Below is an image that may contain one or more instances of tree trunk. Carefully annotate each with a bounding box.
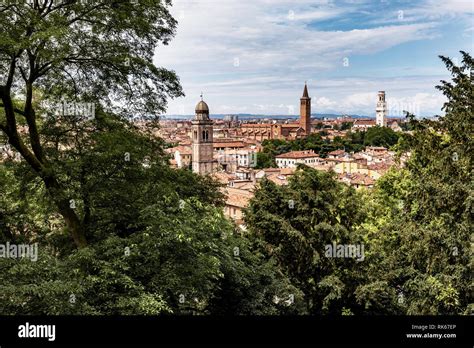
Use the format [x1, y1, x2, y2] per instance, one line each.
[42, 174, 88, 248]
[1, 67, 87, 249]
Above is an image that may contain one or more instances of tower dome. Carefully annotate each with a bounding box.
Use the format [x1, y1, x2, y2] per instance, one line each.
[195, 100, 209, 113]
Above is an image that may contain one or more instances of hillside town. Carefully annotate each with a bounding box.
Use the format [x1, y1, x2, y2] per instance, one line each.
[159, 85, 409, 228]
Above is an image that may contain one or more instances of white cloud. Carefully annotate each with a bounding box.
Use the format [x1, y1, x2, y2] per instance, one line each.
[165, 75, 446, 116]
[315, 96, 337, 109]
[155, 0, 456, 116]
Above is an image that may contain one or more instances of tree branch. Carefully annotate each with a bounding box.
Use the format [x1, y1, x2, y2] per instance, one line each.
[0, 104, 26, 116]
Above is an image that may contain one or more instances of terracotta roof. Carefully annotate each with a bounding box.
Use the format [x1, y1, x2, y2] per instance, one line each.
[325, 157, 354, 163]
[241, 124, 273, 128]
[339, 173, 375, 186]
[232, 181, 255, 191]
[213, 141, 246, 148]
[367, 162, 391, 171]
[353, 119, 376, 126]
[328, 149, 345, 156]
[275, 150, 318, 159]
[267, 173, 289, 186]
[311, 164, 332, 172]
[349, 173, 375, 186]
[255, 168, 280, 178]
[224, 187, 253, 208]
[211, 172, 236, 184]
[176, 147, 192, 155]
[280, 167, 296, 175]
[167, 145, 192, 155]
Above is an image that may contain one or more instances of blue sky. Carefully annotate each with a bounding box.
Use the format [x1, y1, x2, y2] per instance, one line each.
[156, 0, 473, 116]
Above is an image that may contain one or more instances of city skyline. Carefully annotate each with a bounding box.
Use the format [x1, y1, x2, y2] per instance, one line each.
[157, 0, 473, 116]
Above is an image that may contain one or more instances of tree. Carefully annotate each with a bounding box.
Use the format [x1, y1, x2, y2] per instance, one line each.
[364, 126, 399, 148]
[0, 174, 302, 315]
[340, 122, 353, 131]
[0, 0, 183, 248]
[356, 51, 473, 314]
[255, 151, 276, 169]
[244, 166, 366, 314]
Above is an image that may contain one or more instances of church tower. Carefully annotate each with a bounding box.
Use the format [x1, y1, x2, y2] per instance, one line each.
[300, 83, 311, 134]
[376, 91, 387, 127]
[192, 96, 214, 174]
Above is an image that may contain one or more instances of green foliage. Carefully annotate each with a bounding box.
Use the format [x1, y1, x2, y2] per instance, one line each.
[364, 126, 399, 148]
[354, 51, 473, 315]
[0, 0, 185, 247]
[0, 0, 183, 116]
[0, 189, 300, 315]
[255, 151, 276, 169]
[340, 122, 353, 131]
[244, 167, 366, 314]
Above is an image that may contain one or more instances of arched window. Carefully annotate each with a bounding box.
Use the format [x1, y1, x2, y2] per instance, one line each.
[205, 130, 209, 141]
[194, 131, 197, 140]
[202, 130, 206, 141]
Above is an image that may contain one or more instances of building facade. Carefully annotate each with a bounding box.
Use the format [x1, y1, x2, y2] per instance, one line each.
[275, 150, 321, 168]
[375, 91, 387, 127]
[191, 98, 215, 174]
[239, 83, 311, 140]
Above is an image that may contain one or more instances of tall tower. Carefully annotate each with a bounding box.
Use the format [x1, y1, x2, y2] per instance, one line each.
[192, 97, 214, 174]
[300, 83, 311, 134]
[376, 91, 387, 127]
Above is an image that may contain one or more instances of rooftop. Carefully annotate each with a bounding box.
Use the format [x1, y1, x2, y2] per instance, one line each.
[275, 150, 319, 159]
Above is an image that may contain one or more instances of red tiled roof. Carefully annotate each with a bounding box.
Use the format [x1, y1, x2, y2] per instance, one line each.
[275, 150, 318, 159]
[241, 124, 273, 128]
[367, 162, 391, 171]
[328, 149, 345, 156]
[213, 141, 246, 148]
[224, 187, 253, 208]
[339, 173, 375, 186]
[353, 119, 376, 125]
[167, 145, 192, 155]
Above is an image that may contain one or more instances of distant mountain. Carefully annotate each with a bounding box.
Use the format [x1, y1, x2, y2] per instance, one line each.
[163, 113, 373, 120]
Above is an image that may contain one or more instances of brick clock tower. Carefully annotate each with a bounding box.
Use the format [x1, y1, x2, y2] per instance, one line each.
[192, 96, 214, 174]
[300, 83, 311, 134]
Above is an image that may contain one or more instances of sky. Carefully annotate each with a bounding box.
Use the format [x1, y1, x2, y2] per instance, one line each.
[156, 0, 474, 117]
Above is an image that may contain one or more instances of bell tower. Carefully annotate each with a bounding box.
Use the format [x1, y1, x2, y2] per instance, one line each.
[192, 95, 214, 174]
[300, 83, 311, 134]
[376, 91, 387, 127]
